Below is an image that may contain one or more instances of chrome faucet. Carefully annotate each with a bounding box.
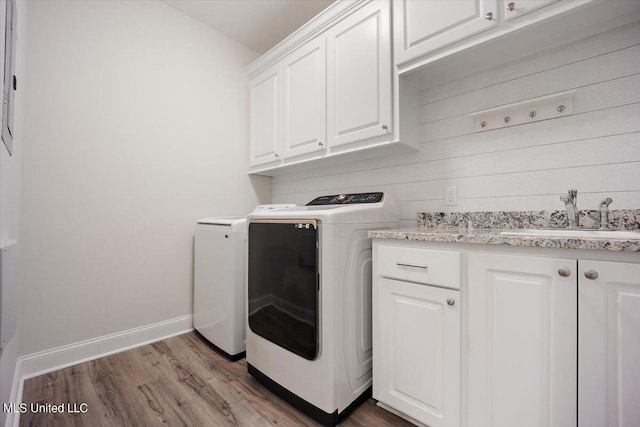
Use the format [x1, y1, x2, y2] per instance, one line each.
[598, 197, 613, 230]
[560, 189, 579, 228]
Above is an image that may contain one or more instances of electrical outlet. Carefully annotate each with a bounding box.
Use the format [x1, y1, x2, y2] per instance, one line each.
[445, 186, 458, 206]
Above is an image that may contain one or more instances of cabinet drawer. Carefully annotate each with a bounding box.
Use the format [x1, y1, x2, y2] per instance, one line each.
[376, 245, 460, 289]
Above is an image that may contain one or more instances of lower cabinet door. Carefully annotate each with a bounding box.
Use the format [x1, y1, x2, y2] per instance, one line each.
[373, 277, 460, 427]
[579, 260, 640, 427]
[467, 252, 577, 427]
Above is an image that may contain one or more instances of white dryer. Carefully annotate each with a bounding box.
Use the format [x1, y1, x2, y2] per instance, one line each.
[246, 192, 398, 426]
[194, 204, 294, 359]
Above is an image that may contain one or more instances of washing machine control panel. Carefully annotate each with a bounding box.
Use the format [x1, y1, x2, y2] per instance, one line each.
[306, 192, 384, 205]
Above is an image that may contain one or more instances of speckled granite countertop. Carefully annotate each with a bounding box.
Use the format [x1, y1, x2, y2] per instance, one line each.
[368, 227, 640, 252]
[368, 210, 640, 252]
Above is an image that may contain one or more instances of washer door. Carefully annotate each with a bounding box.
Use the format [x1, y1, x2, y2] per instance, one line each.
[248, 220, 319, 360]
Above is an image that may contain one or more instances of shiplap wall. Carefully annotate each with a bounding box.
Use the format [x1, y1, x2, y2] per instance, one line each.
[272, 22, 640, 227]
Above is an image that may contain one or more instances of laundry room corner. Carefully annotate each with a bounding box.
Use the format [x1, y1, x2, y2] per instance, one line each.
[17, 0, 271, 362]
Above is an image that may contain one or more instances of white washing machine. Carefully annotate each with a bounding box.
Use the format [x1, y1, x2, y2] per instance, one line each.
[246, 192, 398, 425]
[194, 204, 294, 359]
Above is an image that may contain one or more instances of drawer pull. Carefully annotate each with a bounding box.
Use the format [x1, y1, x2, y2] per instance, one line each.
[447, 298, 455, 306]
[396, 262, 428, 270]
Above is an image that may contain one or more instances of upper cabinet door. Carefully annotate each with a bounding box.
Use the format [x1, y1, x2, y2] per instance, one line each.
[249, 64, 281, 167]
[282, 37, 327, 159]
[503, 0, 559, 20]
[394, 0, 498, 66]
[326, 1, 392, 149]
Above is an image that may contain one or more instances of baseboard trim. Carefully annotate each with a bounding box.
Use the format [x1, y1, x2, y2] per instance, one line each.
[5, 356, 22, 427]
[19, 314, 193, 380]
[5, 315, 193, 427]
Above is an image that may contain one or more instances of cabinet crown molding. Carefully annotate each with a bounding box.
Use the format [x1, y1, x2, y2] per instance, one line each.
[245, 0, 367, 79]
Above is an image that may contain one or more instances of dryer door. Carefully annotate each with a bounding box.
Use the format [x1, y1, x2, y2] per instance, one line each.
[248, 220, 319, 360]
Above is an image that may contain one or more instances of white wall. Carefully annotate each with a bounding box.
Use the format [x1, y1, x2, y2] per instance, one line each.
[273, 22, 640, 227]
[0, 0, 26, 422]
[19, 0, 270, 355]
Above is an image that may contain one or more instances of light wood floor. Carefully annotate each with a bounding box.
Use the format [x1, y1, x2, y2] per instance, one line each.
[20, 332, 412, 426]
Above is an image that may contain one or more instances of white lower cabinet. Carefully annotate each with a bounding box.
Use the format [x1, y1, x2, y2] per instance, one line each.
[578, 260, 640, 427]
[373, 241, 639, 427]
[373, 243, 460, 427]
[374, 278, 461, 427]
[467, 252, 577, 427]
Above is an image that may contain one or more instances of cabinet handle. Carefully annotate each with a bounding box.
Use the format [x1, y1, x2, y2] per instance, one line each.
[318, 141, 324, 147]
[584, 270, 599, 280]
[274, 153, 279, 158]
[447, 298, 455, 306]
[396, 262, 428, 270]
[506, 2, 515, 11]
[485, 12, 494, 20]
[558, 267, 571, 277]
[382, 124, 389, 131]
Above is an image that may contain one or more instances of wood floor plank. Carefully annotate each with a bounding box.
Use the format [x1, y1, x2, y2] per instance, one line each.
[342, 399, 414, 427]
[86, 357, 151, 426]
[20, 332, 411, 427]
[109, 346, 164, 388]
[172, 332, 248, 384]
[136, 377, 216, 426]
[153, 339, 244, 426]
[229, 375, 319, 426]
[21, 367, 103, 427]
[205, 376, 272, 427]
[21, 371, 55, 407]
[61, 363, 107, 427]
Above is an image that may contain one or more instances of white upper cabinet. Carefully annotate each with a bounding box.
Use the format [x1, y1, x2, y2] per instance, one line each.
[326, 1, 392, 149]
[282, 37, 326, 159]
[247, 1, 405, 174]
[503, 0, 559, 21]
[578, 260, 640, 427]
[249, 64, 281, 167]
[393, 0, 611, 72]
[246, 0, 629, 173]
[394, 0, 498, 66]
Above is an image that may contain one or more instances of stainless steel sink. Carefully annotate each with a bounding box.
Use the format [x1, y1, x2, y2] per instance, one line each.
[500, 229, 640, 240]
